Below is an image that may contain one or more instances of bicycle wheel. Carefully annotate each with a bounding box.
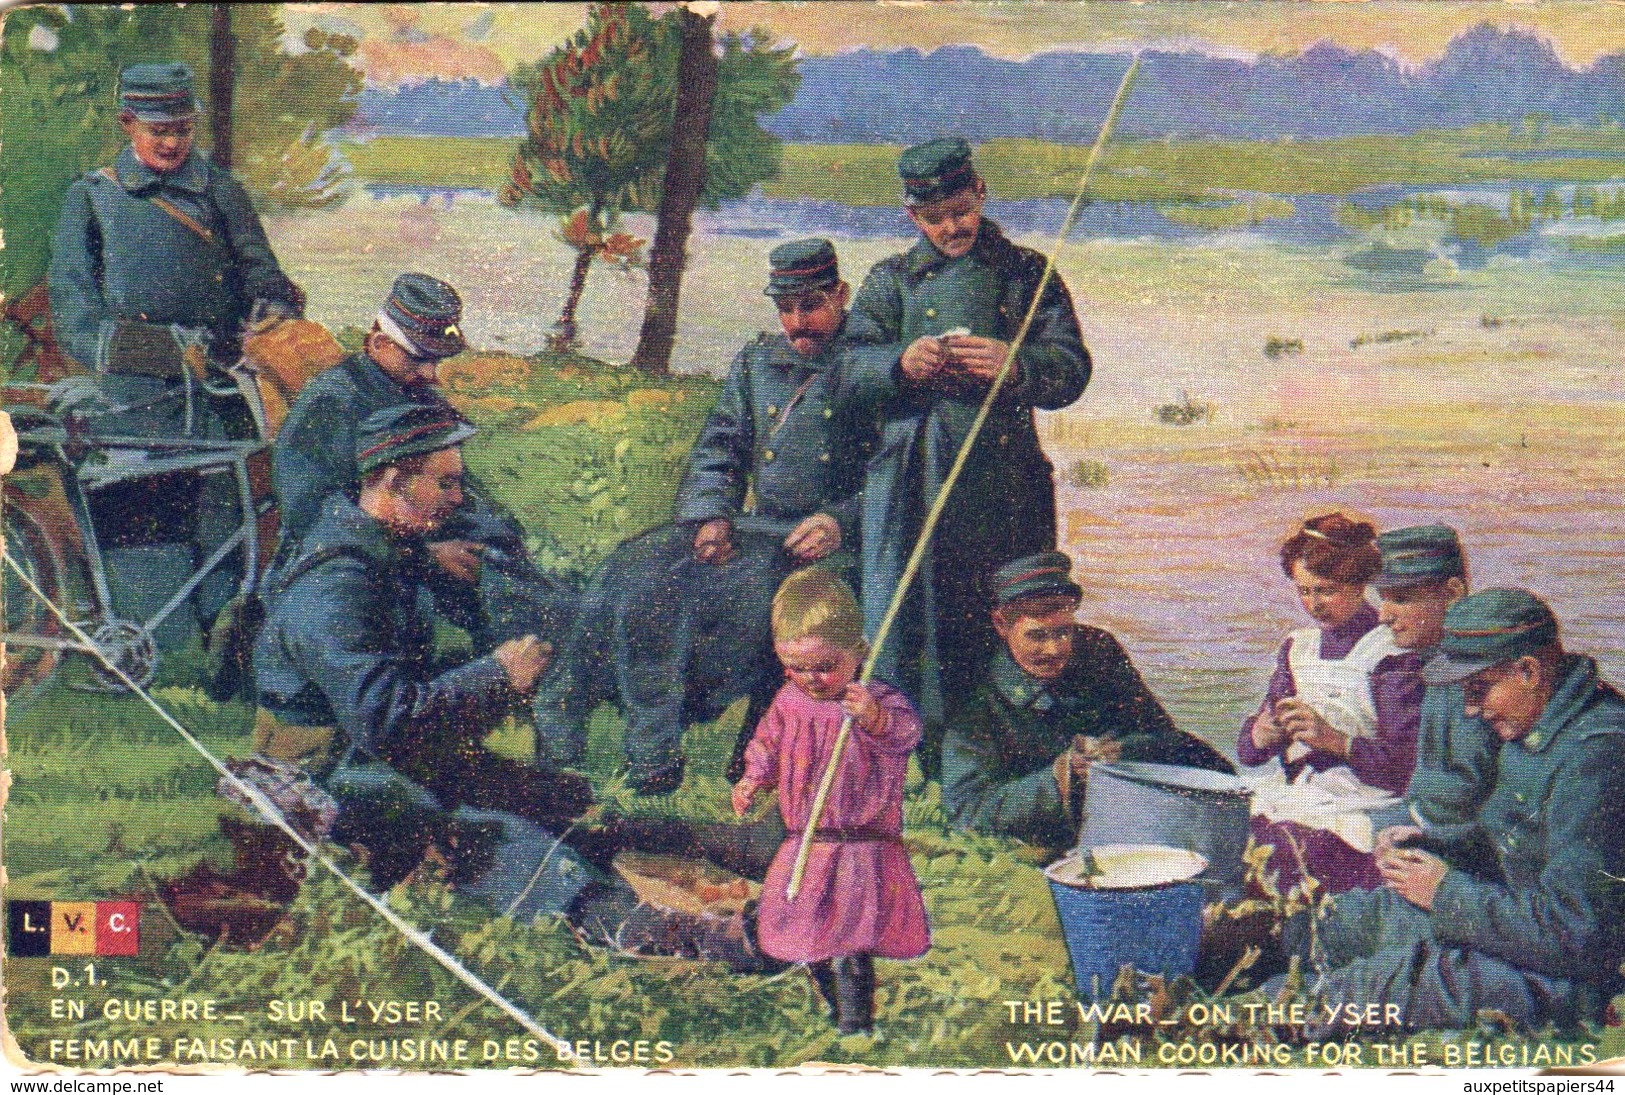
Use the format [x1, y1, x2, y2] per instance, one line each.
[2, 485, 71, 696]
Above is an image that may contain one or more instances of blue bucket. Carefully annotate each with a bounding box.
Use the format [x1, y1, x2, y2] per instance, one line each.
[1044, 845, 1209, 999]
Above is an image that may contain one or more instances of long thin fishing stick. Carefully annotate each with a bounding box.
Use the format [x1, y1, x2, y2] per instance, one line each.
[787, 54, 1142, 901]
[1, 549, 578, 1061]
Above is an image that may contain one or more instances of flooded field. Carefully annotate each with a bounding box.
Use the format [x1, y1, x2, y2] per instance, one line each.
[264, 190, 1625, 756]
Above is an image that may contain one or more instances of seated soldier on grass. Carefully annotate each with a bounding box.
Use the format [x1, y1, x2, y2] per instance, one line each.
[248, 404, 775, 968]
[1272, 589, 1625, 1034]
[942, 552, 1232, 850]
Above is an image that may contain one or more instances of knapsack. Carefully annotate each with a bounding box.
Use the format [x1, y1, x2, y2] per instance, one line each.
[202, 545, 369, 703]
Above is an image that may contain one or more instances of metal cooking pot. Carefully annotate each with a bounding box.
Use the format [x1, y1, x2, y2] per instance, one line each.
[1078, 761, 1252, 897]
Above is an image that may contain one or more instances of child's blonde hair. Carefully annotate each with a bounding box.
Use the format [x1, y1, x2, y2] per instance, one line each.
[771, 567, 867, 655]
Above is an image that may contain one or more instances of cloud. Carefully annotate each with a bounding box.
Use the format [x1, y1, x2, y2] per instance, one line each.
[359, 37, 507, 86]
[356, 10, 508, 88]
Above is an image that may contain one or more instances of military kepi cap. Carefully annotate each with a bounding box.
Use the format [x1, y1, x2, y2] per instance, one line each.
[1373, 524, 1465, 590]
[382, 273, 466, 359]
[120, 63, 200, 122]
[899, 138, 978, 206]
[356, 404, 476, 476]
[765, 238, 840, 298]
[991, 551, 1082, 608]
[1422, 588, 1559, 685]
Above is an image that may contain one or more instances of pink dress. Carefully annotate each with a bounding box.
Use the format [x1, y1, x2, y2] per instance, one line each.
[744, 681, 931, 964]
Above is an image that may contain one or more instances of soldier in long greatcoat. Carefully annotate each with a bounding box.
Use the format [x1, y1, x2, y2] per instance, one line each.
[844, 138, 1091, 775]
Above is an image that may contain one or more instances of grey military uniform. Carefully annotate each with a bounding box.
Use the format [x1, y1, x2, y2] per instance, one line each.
[1280, 656, 1625, 1033]
[272, 352, 573, 649]
[844, 218, 1090, 765]
[47, 145, 304, 639]
[534, 324, 875, 783]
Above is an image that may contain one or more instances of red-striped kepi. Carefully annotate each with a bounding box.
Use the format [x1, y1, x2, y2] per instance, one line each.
[119, 63, 200, 122]
[1373, 524, 1466, 590]
[765, 239, 841, 298]
[1421, 588, 1560, 685]
[898, 137, 978, 207]
[382, 273, 467, 358]
[991, 551, 1082, 608]
[356, 404, 477, 475]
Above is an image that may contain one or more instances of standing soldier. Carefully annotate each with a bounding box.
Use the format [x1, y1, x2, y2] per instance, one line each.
[845, 137, 1091, 775]
[47, 62, 306, 637]
[49, 62, 306, 419]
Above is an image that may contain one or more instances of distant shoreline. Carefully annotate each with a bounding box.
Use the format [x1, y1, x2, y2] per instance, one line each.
[344, 125, 1625, 206]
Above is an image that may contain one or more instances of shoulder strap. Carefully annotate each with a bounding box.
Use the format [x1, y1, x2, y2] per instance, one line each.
[269, 545, 375, 600]
[96, 165, 219, 247]
[767, 371, 823, 441]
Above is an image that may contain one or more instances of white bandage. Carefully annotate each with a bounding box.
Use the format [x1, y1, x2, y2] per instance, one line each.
[376, 311, 425, 358]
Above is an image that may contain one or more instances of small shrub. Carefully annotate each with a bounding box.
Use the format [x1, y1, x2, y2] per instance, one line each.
[1350, 328, 1432, 349]
[1263, 336, 1303, 358]
[1154, 392, 1213, 426]
[1232, 446, 1339, 490]
[1067, 458, 1109, 488]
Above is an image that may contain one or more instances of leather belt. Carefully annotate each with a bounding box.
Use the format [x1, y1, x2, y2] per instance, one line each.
[788, 826, 901, 843]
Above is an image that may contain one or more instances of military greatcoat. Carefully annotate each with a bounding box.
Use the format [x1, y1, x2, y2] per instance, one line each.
[47, 145, 305, 636]
[533, 323, 874, 783]
[49, 145, 302, 436]
[1371, 673, 1501, 839]
[943, 637, 1233, 848]
[845, 218, 1090, 742]
[1289, 655, 1625, 1032]
[272, 351, 572, 647]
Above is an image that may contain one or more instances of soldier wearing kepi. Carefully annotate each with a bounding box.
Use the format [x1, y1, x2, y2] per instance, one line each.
[47, 62, 306, 635]
[49, 62, 305, 432]
[942, 552, 1231, 850]
[272, 273, 572, 651]
[1364, 525, 1498, 842]
[845, 138, 1091, 775]
[1274, 590, 1625, 1034]
[250, 405, 776, 968]
[534, 239, 877, 793]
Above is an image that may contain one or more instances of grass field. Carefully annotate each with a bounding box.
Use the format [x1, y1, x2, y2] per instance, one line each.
[6, 339, 1625, 1070]
[343, 124, 1625, 206]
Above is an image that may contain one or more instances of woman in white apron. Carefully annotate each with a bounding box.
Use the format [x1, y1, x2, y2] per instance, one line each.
[1237, 514, 1425, 893]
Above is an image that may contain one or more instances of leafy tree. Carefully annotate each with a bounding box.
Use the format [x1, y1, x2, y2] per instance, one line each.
[501, 5, 666, 353]
[503, 3, 799, 361]
[0, 5, 360, 376]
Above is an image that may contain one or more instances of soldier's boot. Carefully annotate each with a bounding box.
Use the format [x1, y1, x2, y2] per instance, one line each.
[627, 756, 685, 797]
[724, 679, 777, 784]
[808, 960, 840, 1022]
[561, 813, 710, 872]
[833, 954, 876, 1035]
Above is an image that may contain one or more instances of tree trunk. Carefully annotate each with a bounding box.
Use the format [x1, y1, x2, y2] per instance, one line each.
[628, 6, 719, 376]
[552, 245, 597, 353]
[209, 5, 236, 170]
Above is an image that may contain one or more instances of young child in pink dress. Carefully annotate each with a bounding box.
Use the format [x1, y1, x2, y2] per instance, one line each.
[732, 568, 930, 1035]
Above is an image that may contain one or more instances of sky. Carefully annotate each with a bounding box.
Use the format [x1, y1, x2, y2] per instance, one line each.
[282, 1, 1625, 87]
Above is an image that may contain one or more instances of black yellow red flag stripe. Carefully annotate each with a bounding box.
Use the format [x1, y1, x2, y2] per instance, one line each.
[6, 901, 140, 956]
